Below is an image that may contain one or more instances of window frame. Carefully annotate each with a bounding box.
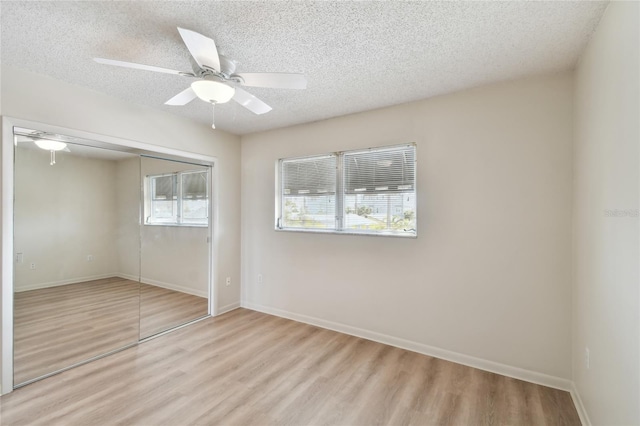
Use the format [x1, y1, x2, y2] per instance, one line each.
[276, 143, 417, 238]
[144, 169, 209, 227]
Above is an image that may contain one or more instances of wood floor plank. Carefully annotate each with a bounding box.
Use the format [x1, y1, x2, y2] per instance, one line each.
[0, 308, 581, 425]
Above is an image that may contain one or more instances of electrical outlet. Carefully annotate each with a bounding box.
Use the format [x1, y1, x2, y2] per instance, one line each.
[16, 253, 23, 263]
[257, 274, 263, 285]
[87, 255, 94, 262]
[225, 277, 231, 287]
[29, 262, 36, 270]
[585, 347, 590, 370]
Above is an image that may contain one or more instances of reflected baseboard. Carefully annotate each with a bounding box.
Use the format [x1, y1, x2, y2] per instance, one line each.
[117, 274, 208, 298]
[14, 273, 207, 298]
[14, 273, 121, 293]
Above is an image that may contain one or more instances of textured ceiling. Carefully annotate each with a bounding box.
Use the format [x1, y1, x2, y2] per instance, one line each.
[1, 1, 607, 135]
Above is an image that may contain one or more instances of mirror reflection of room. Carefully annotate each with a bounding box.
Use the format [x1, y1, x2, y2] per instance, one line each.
[13, 137, 141, 385]
[139, 156, 210, 339]
[13, 130, 212, 386]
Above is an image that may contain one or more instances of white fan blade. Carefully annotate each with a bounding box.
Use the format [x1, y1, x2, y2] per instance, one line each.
[177, 27, 221, 72]
[165, 87, 198, 106]
[235, 73, 307, 89]
[94, 58, 189, 75]
[232, 88, 272, 115]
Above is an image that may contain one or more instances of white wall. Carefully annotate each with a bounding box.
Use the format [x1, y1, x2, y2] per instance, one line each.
[0, 65, 242, 392]
[13, 147, 119, 291]
[573, 2, 640, 425]
[241, 72, 574, 382]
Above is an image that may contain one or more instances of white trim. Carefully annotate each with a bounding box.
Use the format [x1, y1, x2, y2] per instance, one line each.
[216, 302, 240, 315]
[242, 302, 574, 392]
[570, 383, 591, 426]
[14, 273, 121, 293]
[208, 161, 217, 317]
[1, 118, 15, 395]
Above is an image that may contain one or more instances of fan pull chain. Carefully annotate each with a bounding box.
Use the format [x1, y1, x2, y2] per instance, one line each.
[50, 150, 56, 166]
[211, 103, 216, 129]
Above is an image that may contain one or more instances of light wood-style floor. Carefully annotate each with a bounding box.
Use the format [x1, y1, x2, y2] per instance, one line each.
[1, 308, 581, 425]
[14, 277, 207, 385]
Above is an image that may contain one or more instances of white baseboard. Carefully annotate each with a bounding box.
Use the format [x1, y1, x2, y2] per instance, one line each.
[570, 383, 591, 426]
[15, 273, 120, 292]
[117, 274, 208, 298]
[216, 302, 240, 316]
[242, 301, 574, 392]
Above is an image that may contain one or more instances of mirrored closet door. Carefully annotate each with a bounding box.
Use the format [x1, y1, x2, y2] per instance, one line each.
[139, 156, 210, 339]
[12, 128, 212, 387]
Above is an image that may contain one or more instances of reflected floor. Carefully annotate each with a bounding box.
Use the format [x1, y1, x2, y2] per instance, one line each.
[14, 277, 208, 385]
[139, 283, 208, 339]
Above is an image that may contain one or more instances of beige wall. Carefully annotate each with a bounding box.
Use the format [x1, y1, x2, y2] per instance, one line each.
[1, 66, 242, 392]
[573, 2, 640, 424]
[115, 157, 141, 280]
[241, 72, 574, 381]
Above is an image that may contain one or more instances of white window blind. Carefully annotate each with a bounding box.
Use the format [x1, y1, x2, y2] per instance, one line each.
[150, 174, 178, 223]
[343, 145, 416, 233]
[277, 144, 416, 236]
[181, 171, 208, 225]
[146, 170, 209, 226]
[281, 155, 336, 229]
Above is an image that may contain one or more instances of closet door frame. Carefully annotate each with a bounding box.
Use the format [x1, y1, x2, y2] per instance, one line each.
[1, 116, 219, 395]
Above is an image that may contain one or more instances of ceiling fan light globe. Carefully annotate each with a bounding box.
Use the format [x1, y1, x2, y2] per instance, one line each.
[34, 140, 68, 151]
[191, 80, 235, 104]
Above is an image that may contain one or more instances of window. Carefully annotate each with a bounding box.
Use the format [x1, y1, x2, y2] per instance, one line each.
[280, 154, 337, 229]
[145, 170, 208, 226]
[277, 144, 416, 236]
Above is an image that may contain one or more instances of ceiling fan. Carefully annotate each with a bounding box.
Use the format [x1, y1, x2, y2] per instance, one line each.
[94, 27, 307, 129]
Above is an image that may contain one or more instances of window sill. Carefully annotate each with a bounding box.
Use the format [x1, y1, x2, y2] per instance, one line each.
[274, 227, 417, 238]
[144, 222, 208, 228]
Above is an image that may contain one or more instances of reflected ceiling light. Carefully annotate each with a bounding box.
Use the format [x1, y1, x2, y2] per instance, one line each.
[34, 139, 67, 165]
[34, 139, 67, 151]
[191, 80, 235, 104]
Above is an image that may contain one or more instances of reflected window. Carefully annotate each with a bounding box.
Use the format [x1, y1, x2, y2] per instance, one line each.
[145, 170, 208, 226]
